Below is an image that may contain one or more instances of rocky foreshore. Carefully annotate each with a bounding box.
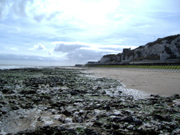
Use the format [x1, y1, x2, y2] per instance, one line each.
[0, 68, 180, 135]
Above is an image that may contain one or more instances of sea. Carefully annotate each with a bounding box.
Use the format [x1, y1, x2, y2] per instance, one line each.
[0, 64, 43, 70]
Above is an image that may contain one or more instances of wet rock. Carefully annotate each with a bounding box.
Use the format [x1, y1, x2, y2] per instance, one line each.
[70, 90, 78, 95]
[153, 114, 172, 122]
[2, 89, 15, 94]
[112, 130, 125, 135]
[112, 123, 119, 130]
[103, 104, 111, 111]
[11, 106, 19, 110]
[62, 110, 72, 117]
[93, 121, 103, 127]
[112, 117, 122, 122]
[133, 119, 143, 126]
[64, 117, 72, 123]
[84, 128, 100, 135]
[171, 94, 180, 100]
[20, 89, 36, 94]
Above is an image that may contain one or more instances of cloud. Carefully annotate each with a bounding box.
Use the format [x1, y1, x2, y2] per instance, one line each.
[4, 46, 19, 52]
[66, 49, 104, 63]
[33, 14, 46, 22]
[53, 42, 84, 52]
[11, 0, 32, 17]
[10, 47, 19, 51]
[31, 44, 46, 50]
[52, 41, 124, 64]
[0, 0, 7, 19]
[48, 51, 52, 56]
[0, 0, 34, 19]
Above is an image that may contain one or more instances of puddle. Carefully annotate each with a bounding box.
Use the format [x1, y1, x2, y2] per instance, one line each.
[117, 83, 150, 100]
[0, 108, 63, 134]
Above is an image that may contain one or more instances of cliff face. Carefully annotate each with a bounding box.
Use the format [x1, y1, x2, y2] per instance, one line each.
[97, 34, 180, 65]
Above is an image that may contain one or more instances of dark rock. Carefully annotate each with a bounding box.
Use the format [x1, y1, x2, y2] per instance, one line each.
[112, 117, 122, 122]
[11, 106, 19, 110]
[104, 124, 111, 129]
[112, 123, 119, 130]
[70, 90, 78, 95]
[171, 94, 180, 99]
[112, 130, 125, 135]
[2, 89, 14, 94]
[84, 128, 100, 135]
[20, 89, 36, 94]
[93, 121, 103, 127]
[120, 116, 134, 123]
[0, 101, 7, 105]
[62, 110, 72, 117]
[103, 104, 111, 111]
[153, 114, 172, 122]
[133, 119, 143, 126]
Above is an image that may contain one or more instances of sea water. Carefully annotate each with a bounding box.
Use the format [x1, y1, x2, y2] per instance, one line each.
[0, 64, 48, 70]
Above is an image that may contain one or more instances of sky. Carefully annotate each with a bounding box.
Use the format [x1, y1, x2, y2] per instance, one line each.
[0, 0, 180, 66]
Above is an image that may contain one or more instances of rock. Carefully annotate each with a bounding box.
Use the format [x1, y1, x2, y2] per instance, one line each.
[93, 121, 103, 127]
[120, 116, 134, 123]
[153, 114, 172, 122]
[64, 118, 72, 123]
[2, 89, 15, 94]
[84, 128, 100, 135]
[112, 117, 122, 122]
[20, 89, 36, 94]
[11, 106, 19, 110]
[62, 110, 72, 117]
[103, 104, 111, 111]
[171, 94, 180, 100]
[112, 123, 119, 130]
[104, 124, 111, 129]
[133, 119, 143, 126]
[112, 130, 125, 135]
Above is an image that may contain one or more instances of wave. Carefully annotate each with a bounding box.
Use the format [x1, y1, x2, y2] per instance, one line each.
[0, 64, 37, 70]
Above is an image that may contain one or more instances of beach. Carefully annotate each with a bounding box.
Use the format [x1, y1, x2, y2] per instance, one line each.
[85, 67, 180, 96]
[1, 67, 180, 134]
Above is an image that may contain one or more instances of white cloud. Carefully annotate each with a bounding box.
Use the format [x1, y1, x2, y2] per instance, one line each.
[30, 44, 46, 50]
[10, 47, 19, 51]
[4, 46, 19, 51]
[48, 51, 52, 56]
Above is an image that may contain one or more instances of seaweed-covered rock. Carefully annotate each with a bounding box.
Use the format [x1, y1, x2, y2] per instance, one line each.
[0, 68, 179, 135]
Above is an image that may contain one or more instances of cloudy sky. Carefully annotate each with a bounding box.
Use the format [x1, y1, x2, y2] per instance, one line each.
[0, 0, 180, 66]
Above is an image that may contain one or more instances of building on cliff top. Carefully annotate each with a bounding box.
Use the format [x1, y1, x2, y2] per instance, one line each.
[85, 34, 180, 66]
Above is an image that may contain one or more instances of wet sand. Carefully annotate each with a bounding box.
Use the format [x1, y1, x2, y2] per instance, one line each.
[85, 68, 180, 96]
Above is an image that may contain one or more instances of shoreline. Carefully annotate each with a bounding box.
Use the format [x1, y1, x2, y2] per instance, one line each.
[83, 67, 180, 97]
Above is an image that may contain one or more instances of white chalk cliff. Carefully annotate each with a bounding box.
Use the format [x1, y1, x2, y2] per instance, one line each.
[95, 34, 180, 65]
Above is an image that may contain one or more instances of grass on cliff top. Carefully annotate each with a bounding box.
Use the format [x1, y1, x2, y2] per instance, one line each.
[86, 65, 180, 70]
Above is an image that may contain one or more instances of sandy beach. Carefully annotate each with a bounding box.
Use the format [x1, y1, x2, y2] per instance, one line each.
[85, 68, 180, 96]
